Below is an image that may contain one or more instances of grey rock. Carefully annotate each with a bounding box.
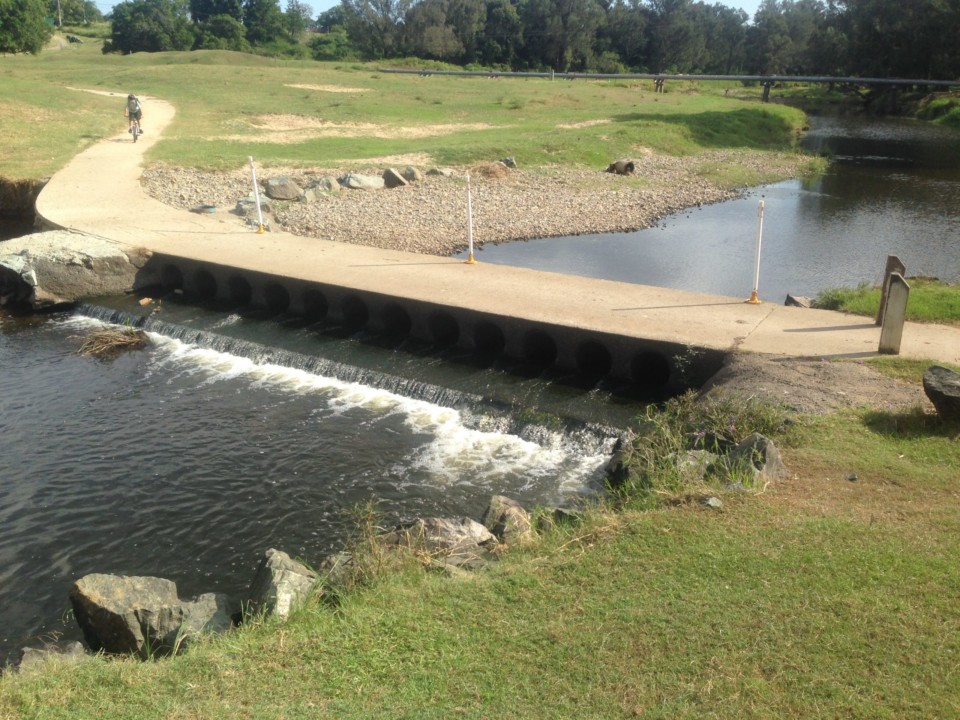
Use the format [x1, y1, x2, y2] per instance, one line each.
[382, 168, 409, 189]
[0, 231, 152, 310]
[671, 449, 720, 484]
[426, 168, 455, 177]
[699, 495, 724, 509]
[15, 642, 87, 675]
[264, 175, 303, 200]
[338, 173, 385, 191]
[248, 548, 318, 619]
[606, 159, 636, 175]
[69, 574, 181, 658]
[69, 574, 239, 658]
[383, 517, 498, 557]
[480, 495, 534, 545]
[725, 433, 789, 483]
[305, 176, 341, 193]
[923, 365, 960, 422]
[401, 166, 423, 182]
[501, 157, 517, 168]
[234, 194, 272, 217]
[785, 294, 813, 308]
[536, 507, 584, 532]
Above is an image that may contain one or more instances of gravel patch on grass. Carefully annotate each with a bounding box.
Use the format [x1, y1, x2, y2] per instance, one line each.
[141, 150, 810, 257]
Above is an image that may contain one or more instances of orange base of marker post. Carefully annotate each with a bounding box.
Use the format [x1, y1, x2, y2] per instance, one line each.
[464, 251, 476, 265]
[746, 291, 761, 305]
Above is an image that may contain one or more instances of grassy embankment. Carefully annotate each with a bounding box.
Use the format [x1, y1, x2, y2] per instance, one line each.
[0, 33, 816, 185]
[3, 37, 960, 720]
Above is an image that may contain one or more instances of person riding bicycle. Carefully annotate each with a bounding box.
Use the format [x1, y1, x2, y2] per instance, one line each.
[124, 93, 143, 134]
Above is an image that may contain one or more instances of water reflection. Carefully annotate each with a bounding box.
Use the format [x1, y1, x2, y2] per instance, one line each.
[458, 115, 960, 301]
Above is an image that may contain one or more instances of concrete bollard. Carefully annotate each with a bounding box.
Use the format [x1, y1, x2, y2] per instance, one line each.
[876, 254, 906, 326]
[878, 272, 910, 355]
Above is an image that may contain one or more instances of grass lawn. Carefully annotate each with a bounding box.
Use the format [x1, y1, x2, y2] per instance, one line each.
[1, 39, 811, 181]
[816, 279, 960, 328]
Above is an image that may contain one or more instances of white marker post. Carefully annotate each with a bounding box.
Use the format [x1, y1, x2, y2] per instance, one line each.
[746, 199, 764, 304]
[464, 173, 476, 264]
[248, 156, 266, 234]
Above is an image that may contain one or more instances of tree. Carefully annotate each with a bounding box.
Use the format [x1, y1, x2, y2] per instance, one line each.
[242, 0, 284, 44]
[341, 0, 411, 59]
[189, 0, 242, 22]
[479, 0, 522, 67]
[598, 0, 650, 71]
[194, 12, 250, 48]
[0, 0, 53, 53]
[106, 0, 195, 52]
[519, 0, 605, 71]
[283, 0, 312, 38]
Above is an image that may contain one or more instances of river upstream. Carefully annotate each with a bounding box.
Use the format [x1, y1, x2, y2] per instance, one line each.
[1, 113, 959, 663]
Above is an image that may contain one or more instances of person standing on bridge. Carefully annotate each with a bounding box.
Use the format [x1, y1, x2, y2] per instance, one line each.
[124, 93, 143, 134]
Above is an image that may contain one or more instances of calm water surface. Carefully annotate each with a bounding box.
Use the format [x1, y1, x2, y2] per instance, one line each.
[458, 116, 960, 299]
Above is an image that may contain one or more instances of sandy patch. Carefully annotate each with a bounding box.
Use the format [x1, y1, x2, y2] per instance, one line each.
[285, 84, 370, 93]
[557, 119, 611, 129]
[219, 114, 495, 143]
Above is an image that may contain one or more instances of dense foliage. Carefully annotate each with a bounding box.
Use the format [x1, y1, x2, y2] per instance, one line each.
[98, 0, 960, 80]
[0, 0, 53, 53]
[325, 0, 960, 78]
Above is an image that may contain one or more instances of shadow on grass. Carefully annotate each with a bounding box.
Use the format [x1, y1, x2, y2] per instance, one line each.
[610, 108, 798, 150]
[862, 406, 960, 439]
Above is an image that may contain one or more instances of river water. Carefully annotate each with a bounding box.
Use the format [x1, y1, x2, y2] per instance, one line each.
[2, 113, 958, 663]
[457, 115, 960, 299]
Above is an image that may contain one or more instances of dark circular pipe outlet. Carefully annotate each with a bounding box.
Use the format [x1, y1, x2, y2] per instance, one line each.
[522, 329, 557, 369]
[264, 283, 290, 314]
[428, 312, 460, 347]
[302, 289, 328, 320]
[192, 269, 218, 300]
[160, 264, 183, 290]
[341, 294, 369, 330]
[576, 340, 613, 379]
[630, 351, 671, 391]
[381, 303, 413, 340]
[474, 321, 506, 356]
[228, 276, 253, 306]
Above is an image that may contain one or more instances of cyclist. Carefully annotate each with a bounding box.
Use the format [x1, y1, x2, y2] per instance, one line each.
[124, 93, 143, 135]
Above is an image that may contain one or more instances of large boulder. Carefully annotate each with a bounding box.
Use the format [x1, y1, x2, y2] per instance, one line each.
[0, 231, 152, 310]
[480, 496, 534, 546]
[382, 168, 409, 189]
[382, 517, 498, 569]
[338, 173, 385, 191]
[69, 574, 239, 658]
[263, 175, 303, 200]
[722, 433, 788, 484]
[247, 548, 318, 619]
[923, 365, 960, 421]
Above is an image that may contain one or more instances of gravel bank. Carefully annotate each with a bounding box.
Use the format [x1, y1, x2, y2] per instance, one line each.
[141, 150, 811, 257]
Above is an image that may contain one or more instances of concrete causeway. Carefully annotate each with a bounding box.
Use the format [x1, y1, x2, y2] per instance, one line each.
[34, 92, 960, 382]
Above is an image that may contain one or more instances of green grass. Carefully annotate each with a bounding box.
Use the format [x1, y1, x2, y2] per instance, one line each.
[815, 278, 960, 327]
[0, 43, 809, 181]
[3, 405, 959, 718]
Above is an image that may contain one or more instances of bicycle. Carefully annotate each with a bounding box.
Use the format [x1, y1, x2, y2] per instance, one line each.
[129, 118, 141, 143]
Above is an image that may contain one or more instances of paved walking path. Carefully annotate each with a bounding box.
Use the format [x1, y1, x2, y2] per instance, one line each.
[34, 92, 960, 366]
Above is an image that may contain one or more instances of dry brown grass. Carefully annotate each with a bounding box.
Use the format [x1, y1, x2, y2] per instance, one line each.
[75, 327, 148, 358]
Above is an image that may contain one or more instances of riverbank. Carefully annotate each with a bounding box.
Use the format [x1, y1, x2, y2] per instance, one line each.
[141, 150, 816, 256]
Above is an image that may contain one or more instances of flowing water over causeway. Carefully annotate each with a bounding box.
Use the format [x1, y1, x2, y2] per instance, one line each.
[0, 304, 617, 662]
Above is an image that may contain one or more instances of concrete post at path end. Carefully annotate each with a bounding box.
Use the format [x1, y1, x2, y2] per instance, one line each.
[879, 273, 910, 355]
[876, 254, 905, 326]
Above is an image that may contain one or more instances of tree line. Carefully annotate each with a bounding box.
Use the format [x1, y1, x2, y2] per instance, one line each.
[1, 0, 957, 82]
